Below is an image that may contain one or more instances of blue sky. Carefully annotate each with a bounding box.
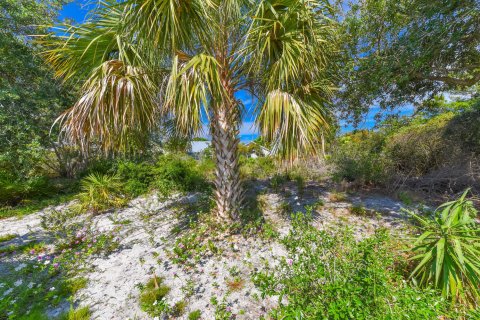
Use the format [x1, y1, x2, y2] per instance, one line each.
[59, 1, 415, 141]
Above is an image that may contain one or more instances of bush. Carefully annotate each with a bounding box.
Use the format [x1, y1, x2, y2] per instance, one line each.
[153, 154, 208, 197]
[331, 130, 390, 186]
[240, 157, 277, 180]
[406, 189, 480, 305]
[253, 212, 458, 319]
[77, 173, 127, 213]
[0, 173, 53, 206]
[115, 160, 155, 197]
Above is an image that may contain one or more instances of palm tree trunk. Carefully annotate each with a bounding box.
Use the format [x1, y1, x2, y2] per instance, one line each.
[211, 105, 243, 221]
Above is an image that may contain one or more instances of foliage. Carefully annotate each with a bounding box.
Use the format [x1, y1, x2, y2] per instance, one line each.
[253, 212, 458, 319]
[154, 154, 209, 197]
[240, 157, 277, 180]
[0, 0, 77, 183]
[338, 0, 480, 122]
[115, 160, 155, 197]
[407, 189, 480, 305]
[331, 130, 389, 185]
[187, 310, 202, 320]
[58, 306, 91, 320]
[331, 101, 480, 193]
[77, 173, 127, 213]
[138, 276, 172, 317]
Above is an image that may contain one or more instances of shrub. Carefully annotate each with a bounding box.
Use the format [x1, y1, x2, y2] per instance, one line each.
[77, 173, 127, 213]
[406, 189, 480, 305]
[153, 154, 208, 197]
[253, 212, 457, 319]
[0, 173, 52, 206]
[331, 131, 390, 186]
[240, 157, 277, 180]
[115, 160, 155, 197]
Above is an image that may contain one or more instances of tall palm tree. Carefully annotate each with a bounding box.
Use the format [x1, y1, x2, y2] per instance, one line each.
[42, 0, 338, 221]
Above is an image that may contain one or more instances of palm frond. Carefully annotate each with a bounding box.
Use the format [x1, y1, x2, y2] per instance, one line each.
[245, 0, 338, 161]
[39, 1, 143, 82]
[257, 85, 334, 162]
[162, 53, 226, 137]
[55, 59, 159, 153]
[124, 0, 214, 53]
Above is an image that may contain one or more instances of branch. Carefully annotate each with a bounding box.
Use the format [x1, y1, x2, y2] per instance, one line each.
[422, 72, 480, 88]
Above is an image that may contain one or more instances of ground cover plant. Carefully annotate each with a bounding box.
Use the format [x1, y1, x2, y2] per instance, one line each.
[253, 211, 464, 319]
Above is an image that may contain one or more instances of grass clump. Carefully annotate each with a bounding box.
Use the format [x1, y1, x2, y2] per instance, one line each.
[77, 173, 127, 213]
[58, 306, 91, 320]
[188, 309, 202, 320]
[139, 276, 171, 317]
[0, 233, 16, 243]
[171, 300, 187, 317]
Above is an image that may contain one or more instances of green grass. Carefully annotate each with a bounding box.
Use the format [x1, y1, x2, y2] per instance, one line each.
[58, 306, 91, 320]
[0, 193, 76, 220]
[0, 241, 45, 255]
[0, 233, 17, 243]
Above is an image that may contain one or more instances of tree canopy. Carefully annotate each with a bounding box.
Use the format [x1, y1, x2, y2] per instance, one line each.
[337, 0, 480, 123]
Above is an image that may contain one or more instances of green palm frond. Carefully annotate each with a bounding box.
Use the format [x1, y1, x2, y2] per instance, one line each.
[40, 1, 142, 82]
[245, 0, 338, 160]
[257, 85, 333, 161]
[124, 0, 214, 52]
[55, 59, 159, 153]
[163, 53, 226, 137]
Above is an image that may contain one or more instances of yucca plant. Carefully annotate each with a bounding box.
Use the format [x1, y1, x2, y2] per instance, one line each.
[407, 189, 480, 306]
[78, 173, 126, 213]
[40, 0, 338, 221]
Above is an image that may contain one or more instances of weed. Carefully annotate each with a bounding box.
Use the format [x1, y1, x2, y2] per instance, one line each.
[0, 234, 16, 243]
[58, 306, 91, 320]
[226, 277, 245, 292]
[188, 309, 202, 320]
[172, 300, 187, 317]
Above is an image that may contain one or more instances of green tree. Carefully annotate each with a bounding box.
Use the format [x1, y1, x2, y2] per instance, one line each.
[0, 0, 75, 178]
[41, 0, 338, 220]
[338, 0, 480, 123]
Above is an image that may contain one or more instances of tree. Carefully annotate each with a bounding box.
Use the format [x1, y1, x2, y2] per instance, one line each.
[337, 0, 480, 123]
[0, 0, 75, 178]
[41, 0, 338, 220]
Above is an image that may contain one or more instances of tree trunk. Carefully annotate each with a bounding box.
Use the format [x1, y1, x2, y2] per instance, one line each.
[211, 106, 243, 221]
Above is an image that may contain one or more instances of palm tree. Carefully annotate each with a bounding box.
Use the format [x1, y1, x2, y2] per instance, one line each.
[42, 0, 338, 221]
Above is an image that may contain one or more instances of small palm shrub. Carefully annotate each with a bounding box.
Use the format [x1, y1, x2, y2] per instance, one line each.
[77, 173, 126, 213]
[407, 189, 480, 305]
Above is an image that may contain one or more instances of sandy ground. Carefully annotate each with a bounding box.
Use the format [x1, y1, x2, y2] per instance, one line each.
[0, 182, 413, 319]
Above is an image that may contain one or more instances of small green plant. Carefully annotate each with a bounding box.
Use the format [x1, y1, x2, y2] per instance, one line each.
[407, 189, 480, 304]
[139, 276, 171, 317]
[0, 234, 16, 243]
[398, 191, 413, 206]
[172, 300, 187, 317]
[59, 306, 91, 320]
[188, 309, 202, 320]
[77, 173, 126, 213]
[350, 204, 373, 216]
